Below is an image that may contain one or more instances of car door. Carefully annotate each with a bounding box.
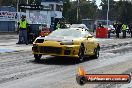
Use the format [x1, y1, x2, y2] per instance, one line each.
[85, 38, 95, 55]
[83, 31, 95, 55]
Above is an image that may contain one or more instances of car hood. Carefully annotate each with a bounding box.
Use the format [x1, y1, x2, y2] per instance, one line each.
[44, 36, 79, 42]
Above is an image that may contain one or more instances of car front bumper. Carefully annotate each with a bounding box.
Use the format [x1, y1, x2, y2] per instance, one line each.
[32, 45, 80, 57]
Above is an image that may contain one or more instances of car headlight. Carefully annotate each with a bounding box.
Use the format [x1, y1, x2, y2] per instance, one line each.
[60, 41, 73, 45]
[33, 44, 38, 46]
[35, 39, 44, 43]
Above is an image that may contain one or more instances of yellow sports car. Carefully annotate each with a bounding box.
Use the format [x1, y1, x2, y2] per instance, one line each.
[32, 28, 100, 62]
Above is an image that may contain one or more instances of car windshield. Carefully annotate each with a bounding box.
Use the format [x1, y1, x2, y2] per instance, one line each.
[70, 24, 88, 29]
[48, 29, 89, 38]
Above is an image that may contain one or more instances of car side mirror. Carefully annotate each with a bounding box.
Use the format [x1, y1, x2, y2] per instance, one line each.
[85, 35, 93, 39]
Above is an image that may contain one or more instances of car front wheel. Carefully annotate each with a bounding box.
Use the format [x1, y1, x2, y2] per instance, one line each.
[34, 54, 42, 62]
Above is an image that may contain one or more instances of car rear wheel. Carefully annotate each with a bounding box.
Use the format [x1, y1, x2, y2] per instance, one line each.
[34, 54, 42, 62]
[78, 44, 85, 62]
[93, 48, 99, 59]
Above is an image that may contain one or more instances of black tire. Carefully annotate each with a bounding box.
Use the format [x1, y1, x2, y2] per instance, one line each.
[34, 54, 42, 62]
[76, 75, 87, 85]
[78, 44, 85, 62]
[93, 48, 99, 59]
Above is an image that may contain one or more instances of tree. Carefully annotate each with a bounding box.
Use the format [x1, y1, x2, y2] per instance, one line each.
[63, 0, 98, 23]
[100, 0, 132, 24]
[100, 0, 116, 20]
[115, 1, 132, 24]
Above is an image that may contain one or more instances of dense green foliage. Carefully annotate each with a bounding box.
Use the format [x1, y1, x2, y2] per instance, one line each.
[101, 0, 132, 24]
[63, 0, 98, 23]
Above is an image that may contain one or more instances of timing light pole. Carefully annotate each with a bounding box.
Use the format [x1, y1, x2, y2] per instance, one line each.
[107, 0, 109, 26]
[77, 0, 79, 23]
[17, 0, 19, 14]
[17, 0, 19, 20]
[27, 0, 29, 4]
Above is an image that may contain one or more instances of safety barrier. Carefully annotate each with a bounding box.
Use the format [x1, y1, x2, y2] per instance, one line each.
[96, 27, 108, 38]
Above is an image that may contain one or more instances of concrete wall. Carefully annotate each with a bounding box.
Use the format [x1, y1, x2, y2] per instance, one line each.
[0, 21, 15, 32]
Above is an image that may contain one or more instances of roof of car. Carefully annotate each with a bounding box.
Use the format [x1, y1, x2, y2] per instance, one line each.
[70, 24, 89, 30]
[59, 28, 87, 31]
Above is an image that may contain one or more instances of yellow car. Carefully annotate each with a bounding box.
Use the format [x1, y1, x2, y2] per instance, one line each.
[32, 28, 100, 62]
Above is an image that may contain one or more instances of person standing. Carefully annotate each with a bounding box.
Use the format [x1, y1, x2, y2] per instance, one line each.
[27, 25, 33, 44]
[113, 21, 119, 38]
[128, 23, 132, 37]
[116, 23, 122, 38]
[98, 23, 104, 28]
[122, 23, 127, 38]
[56, 21, 60, 30]
[108, 28, 111, 38]
[40, 24, 50, 37]
[16, 15, 28, 45]
[93, 23, 96, 33]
